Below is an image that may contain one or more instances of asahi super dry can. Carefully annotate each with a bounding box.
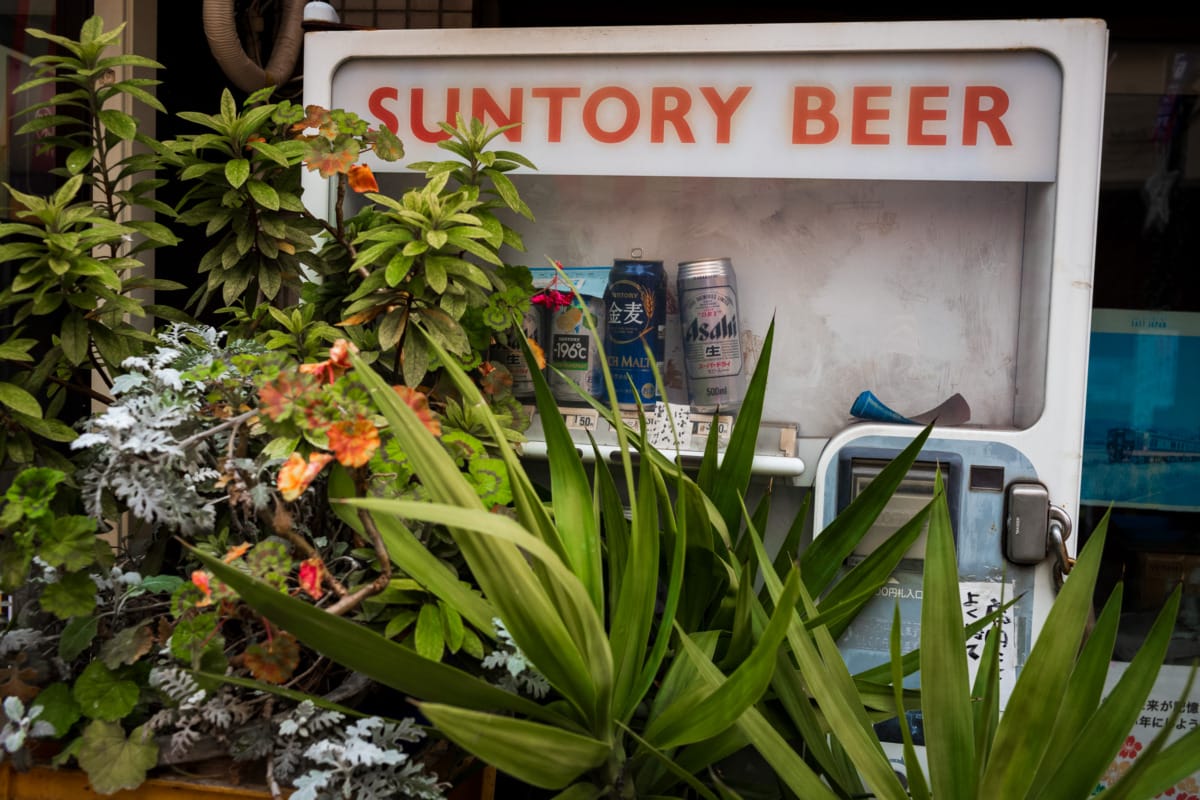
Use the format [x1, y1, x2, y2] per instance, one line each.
[677, 257, 744, 412]
[602, 258, 666, 410]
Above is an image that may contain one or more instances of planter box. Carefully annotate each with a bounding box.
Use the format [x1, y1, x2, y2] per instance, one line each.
[0, 762, 495, 800]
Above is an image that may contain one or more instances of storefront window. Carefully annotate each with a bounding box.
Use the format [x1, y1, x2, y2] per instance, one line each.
[1, 1, 88, 218]
[1082, 43, 1200, 663]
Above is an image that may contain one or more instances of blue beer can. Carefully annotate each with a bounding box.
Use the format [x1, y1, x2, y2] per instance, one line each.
[602, 258, 666, 410]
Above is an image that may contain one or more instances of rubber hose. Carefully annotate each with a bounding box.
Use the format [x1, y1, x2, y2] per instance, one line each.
[202, 0, 305, 94]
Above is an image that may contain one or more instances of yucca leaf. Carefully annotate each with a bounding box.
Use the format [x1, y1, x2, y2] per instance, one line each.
[523, 329, 603, 613]
[979, 502, 1109, 799]
[709, 317, 774, 534]
[419, 703, 610, 790]
[920, 471, 976, 799]
[327, 467, 497, 634]
[190, 547, 559, 724]
[745, 517, 908, 800]
[970, 620, 1002, 789]
[348, 351, 606, 726]
[890, 604, 932, 800]
[341, 495, 609, 723]
[647, 567, 801, 750]
[609, 428, 662, 722]
[1108, 688, 1200, 800]
[801, 424, 933, 595]
[1033, 583, 1181, 800]
[771, 490, 811, 588]
[672, 624, 842, 800]
[817, 498, 932, 640]
[624, 462, 690, 722]
[767, 648, 853, 791]
[1026, 584, 1124, 794]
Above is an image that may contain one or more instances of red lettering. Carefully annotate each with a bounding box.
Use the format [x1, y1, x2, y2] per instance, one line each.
[963, 86, 1012, 146]
[531, 87, 581, 142]
[791, 87, 838, 144]
[583, 87, 639, 144]
[471, 88, 523, 141]
[651, 87, 694, 144]
[368, 87, 400, 134]
[907, 86, 948, 146]
[851, 86, 891, 145]
[411, 88, 459, 143]
[700, 86, 750, 143]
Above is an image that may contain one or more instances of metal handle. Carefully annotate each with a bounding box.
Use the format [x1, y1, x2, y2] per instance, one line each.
[1048, 506, 1075, 592]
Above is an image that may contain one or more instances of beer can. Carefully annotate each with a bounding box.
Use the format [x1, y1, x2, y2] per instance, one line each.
[677, 257, 744, 412]
[507, 305, 544, 400]
[549, 295, 605, 404]
[602, 258, 666, 410]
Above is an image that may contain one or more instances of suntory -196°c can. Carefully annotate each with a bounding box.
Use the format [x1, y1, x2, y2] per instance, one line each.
[677, 257, 744, 413]
[602, 257, 666, 410]
[549, 294, 605, 404]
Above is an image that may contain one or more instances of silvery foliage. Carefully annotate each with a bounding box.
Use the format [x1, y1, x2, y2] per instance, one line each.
[276, 701, 445, 800]
[482, 617, 550, 698]
[0, 629, 47, 658]
[71, 324, 267, 535]
[2, 696, 55, 759]
[147, 665, 254, 760]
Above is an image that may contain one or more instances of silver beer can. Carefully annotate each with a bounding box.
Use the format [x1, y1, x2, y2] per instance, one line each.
[677, 257, 744, 412]
[549, 295, 605, 404]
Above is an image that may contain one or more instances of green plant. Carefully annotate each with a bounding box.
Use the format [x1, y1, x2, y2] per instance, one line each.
[723, 468, 1200, 799]
[340, 117, 537, 387]
[0, 16, 186, 471]
[194, 305, 941, 797]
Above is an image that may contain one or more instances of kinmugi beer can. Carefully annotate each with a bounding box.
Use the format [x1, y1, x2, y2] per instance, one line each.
[549, 295, 605, 404]
[603, 258, 666, 409]
[507, 305, 544, 400]
[677, 257, 744, 412]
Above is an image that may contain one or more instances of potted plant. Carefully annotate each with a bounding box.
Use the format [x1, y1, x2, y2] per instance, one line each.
[0, 14, 541, 798]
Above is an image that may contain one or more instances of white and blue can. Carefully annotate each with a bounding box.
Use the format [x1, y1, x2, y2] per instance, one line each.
[678, 257, 744, 413]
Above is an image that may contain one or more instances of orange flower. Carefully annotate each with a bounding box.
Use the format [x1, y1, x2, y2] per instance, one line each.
[222, 542, 251, 563]
[327, 416, 381, 467]
[347, 163, 379, 193]
[244, 135, 266, 151]
[298, 557, 324, 600]
[259, 374, 309, 420]
[527, 337, 546, 370]
[191, 570, 213, 607]
[392, 386, 442, 436]
[298, 339, 359, 385]
[277, 452, 334, 501]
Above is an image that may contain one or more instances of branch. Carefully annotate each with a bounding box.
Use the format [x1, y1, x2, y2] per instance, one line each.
[323, 508, 392, 617]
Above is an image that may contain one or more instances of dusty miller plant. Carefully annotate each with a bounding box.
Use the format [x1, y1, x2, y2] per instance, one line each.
[70, 323, 271, 535]
[273, 700, 446, 800]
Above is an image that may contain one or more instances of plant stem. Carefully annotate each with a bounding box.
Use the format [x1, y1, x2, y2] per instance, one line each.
[323, 508, 392, 617]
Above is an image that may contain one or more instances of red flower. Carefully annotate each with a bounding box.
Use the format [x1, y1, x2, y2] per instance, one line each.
[191, 570, 213, 607]
[298, 557, 324, 600]
[1119, 736, 1143, 760]
[530, 290, 573, 310]
[327, 416, 381, 467]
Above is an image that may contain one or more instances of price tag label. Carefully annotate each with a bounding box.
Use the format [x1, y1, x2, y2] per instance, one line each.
[691, 414, 733, 442]
[561, 409, 600, 430]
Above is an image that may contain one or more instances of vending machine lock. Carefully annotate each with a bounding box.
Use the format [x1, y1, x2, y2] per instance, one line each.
[1004, 481, 1073, 567]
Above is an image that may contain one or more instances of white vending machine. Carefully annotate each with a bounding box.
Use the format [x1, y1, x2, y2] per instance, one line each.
[303, 14, 1188, 781]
